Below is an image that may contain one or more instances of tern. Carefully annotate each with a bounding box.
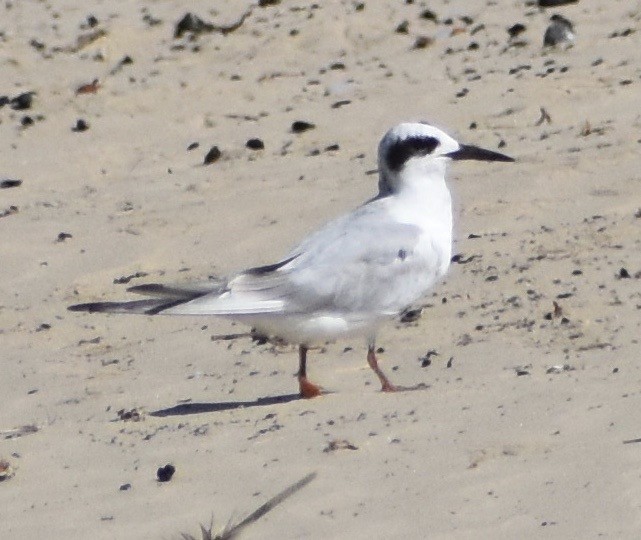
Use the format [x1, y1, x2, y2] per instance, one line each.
[69, 122, 514, 398]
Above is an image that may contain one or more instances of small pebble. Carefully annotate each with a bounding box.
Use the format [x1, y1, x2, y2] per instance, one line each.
[56, 232, 73, 242]
[420, 9, 438, 22]
[291, 121, 315, 133]
[508, 23, 526, 39]
[544, 15, 575, 47]
[538, 0, 577, 6]
[0, 179, 22, 189]
[85, 15, 99, 28]
[157, 464, 175, 482]
[203, 146, 221, 164]
[412, 36, 433, 49]
[10, 92, 34, 110]
[174, 13, 212, 39]
[618, 268, 630, 279]
[76, 79, 100, 95]
[72, 119, 90, 132]
[395, 20, 409, 34]
[246, 138, 265, 150]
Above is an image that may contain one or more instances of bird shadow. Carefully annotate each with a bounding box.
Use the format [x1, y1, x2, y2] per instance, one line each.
[394, 382, 431, 393]
[149, 393, 302, 417]
[149, 384, 428, 417]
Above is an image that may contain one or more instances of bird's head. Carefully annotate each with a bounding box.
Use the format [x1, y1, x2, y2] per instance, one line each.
[377, 122, 514, 195]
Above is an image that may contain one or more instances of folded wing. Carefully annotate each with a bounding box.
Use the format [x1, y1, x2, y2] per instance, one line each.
[69, 200, 435, 319]
[162, 201, 428, 317]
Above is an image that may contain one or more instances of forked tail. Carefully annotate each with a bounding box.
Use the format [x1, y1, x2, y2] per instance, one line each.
[68, 281, 225, 316]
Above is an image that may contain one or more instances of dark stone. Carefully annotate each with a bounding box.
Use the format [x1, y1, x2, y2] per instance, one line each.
[544, 15, 574, 47]
[57, 232, 73, 242]
[174, 13, 213, 39]
[400, 307, 422, 323]
[203, 146, 221, 165]
[156, 464, 175, 482]
[0, 179, 22, 189]
[291, 121, 315, 133]
[72, 119, 90, 132]
[508, 23, 526, 39]
[412, 36, 433, 49]
[419, 9, 437, 21]
[10, 92, 34, 110]
[395, 20, 409, 34]
[538, 0, 578, 6]
[246, 138, 265, 150]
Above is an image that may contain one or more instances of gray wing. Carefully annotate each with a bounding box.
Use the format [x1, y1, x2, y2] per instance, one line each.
[165, 201, 433, 317]
[69, 201, 440, 318]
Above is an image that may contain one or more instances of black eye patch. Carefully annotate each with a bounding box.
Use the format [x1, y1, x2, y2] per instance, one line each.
[385, 136, 440, 172]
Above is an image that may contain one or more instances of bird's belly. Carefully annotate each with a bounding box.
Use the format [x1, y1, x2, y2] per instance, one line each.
[238, 312, 389, 346]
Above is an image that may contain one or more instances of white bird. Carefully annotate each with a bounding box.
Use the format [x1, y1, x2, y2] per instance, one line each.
[69, 122, 514, 398]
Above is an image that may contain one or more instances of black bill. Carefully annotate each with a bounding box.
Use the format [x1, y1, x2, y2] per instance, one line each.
[446, 144, 514, 162]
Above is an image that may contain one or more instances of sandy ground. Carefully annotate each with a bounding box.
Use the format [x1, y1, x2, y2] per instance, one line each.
[2, 0, 641, 538]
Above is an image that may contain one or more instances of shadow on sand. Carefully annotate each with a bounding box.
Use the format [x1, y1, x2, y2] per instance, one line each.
[150, 393, 302, 417]
[150, 383, 429, 417]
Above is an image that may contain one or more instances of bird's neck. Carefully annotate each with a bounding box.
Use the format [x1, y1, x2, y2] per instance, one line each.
[397, 162, 450, 202]
[384, 163, 453, 238]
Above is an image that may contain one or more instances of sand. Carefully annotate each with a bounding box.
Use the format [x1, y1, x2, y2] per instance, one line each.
[2, 0, 641, 538]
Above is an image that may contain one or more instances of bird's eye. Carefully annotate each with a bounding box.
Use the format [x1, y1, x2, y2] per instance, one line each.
[385, 136, 440, 172]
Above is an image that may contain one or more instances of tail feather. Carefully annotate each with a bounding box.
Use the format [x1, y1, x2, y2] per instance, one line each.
[127, 281, 224, 298]
[68, 298, 188, 315]
[68, 279, 226, 316]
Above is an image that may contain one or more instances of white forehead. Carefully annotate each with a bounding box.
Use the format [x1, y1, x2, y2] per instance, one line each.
[379, 122, 460, 155]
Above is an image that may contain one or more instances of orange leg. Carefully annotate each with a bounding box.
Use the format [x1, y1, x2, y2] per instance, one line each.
[367, 346, 397, 392]
[298, 345, 322, 398]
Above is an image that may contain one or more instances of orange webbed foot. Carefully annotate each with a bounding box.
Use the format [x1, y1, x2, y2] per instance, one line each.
[380, 381, 398, 393]
[299, 377, 323, 399]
